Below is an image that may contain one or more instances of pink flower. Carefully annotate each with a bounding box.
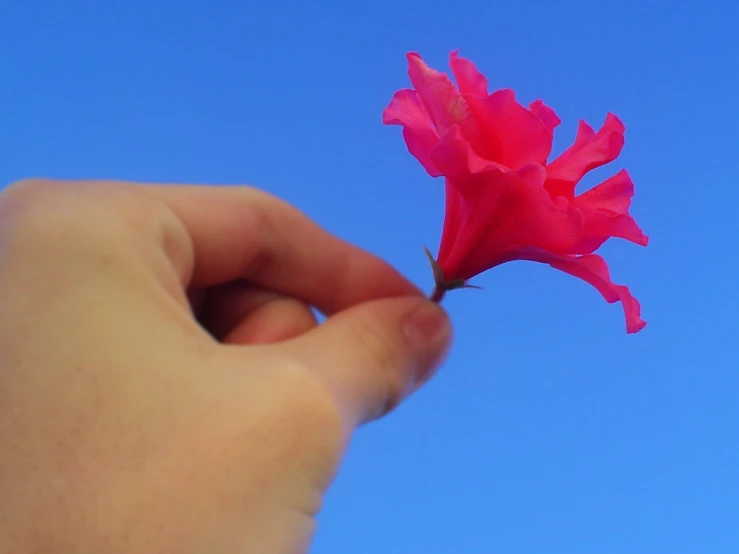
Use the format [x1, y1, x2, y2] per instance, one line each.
[383, 52, 648, 333]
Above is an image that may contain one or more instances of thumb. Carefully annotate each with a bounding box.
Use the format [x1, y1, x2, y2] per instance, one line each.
[285, 297, 452, 426]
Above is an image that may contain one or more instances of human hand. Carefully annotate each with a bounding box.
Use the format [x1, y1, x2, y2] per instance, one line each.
[0, 180, 452, 554]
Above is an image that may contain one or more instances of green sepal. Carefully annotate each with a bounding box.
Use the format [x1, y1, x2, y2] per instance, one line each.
[423, 247, 482, 292]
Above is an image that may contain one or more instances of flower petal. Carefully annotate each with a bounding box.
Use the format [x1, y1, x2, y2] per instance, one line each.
[406, 52, 468, 135]
[449, 50, 488, 96]
[573, 170, 649, 251]
[576, 168, 638, 214]
[437, 181, 468, 268]
[437, 164, 584, 281]
[545, 113, 625, 198]
[382, 89, 443, 177]
[430, 125, 504, 182]
[510, 249, 646, 333]
[529, 99, 561, 139]
[465, 89, 554, 168]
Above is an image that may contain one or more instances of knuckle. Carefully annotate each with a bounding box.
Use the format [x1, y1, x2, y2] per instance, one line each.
[1, 178, 159, 224]
[248, 357, 346, 473]
[232, 198, 274, 276]
[271, 358, 345, 434]
[0, 179, 76, 246]
[221, 355, 347, 500]
[0, 178, 59, 216]
[0, 179, 176, 254]
[212, 188, 303, 283]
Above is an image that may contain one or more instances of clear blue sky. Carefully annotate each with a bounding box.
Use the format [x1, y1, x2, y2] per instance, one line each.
[2, 0, 738, 552]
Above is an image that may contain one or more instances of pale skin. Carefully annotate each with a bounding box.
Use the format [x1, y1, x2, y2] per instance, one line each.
[0, 179, 452, 554]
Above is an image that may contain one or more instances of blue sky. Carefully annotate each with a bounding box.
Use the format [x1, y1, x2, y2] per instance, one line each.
[2, 0, 738, 552]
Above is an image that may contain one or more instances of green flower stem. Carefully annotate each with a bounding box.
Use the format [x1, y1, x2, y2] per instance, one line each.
[429, 286, 446, 303]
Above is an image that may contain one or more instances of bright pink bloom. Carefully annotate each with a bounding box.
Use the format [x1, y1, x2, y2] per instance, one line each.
[383, 51, 648, 333]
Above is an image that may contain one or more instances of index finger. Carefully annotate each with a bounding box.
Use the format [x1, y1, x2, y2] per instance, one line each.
[140, 183, 423, 315]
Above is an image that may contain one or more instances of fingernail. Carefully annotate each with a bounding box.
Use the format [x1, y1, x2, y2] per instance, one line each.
[403, 301, 452, 389]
